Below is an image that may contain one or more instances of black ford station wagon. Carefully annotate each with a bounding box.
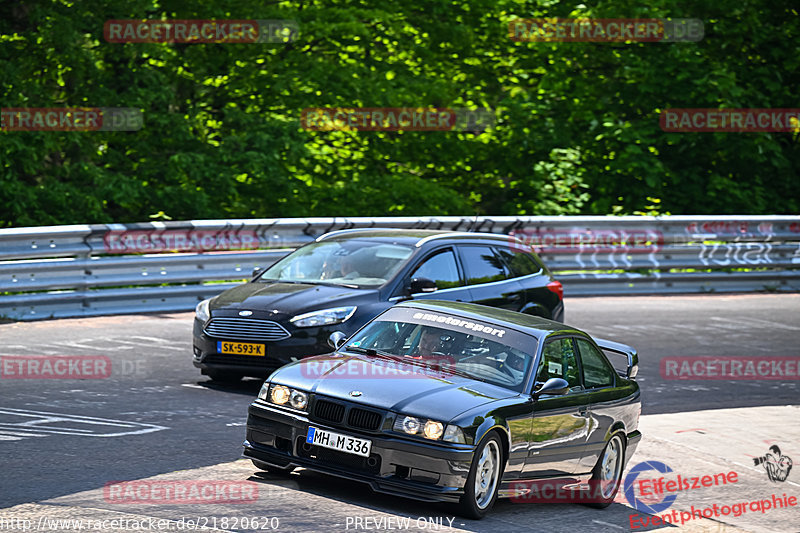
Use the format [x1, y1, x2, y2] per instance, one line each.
[193, 229, 564, 381]
[243, 300, 641, 518]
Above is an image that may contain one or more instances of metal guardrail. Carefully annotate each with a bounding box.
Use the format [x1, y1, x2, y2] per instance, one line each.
[1, 216, 798, 320]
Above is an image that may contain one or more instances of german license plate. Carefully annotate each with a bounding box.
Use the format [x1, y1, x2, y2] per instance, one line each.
[217, 341, 265, 356]
[306, 426, 372, 457]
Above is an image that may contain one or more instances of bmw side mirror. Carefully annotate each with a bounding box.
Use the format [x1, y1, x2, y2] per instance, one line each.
[533, 377, 570, 399]
[252, 267, 264, 279]
[328, 331, 348, 350]
[409, 277, 437, 294]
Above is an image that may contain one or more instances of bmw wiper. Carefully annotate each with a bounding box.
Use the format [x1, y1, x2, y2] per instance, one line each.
[343, 345, 397, 360]
[343, 345, 390, 356]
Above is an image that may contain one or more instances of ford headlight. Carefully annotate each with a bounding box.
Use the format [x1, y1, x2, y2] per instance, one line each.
[290, 306, 357, 328]
[195, 299, 211, 323]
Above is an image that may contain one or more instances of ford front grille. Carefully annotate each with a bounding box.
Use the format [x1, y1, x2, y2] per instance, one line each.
[204, 317, 291, 341]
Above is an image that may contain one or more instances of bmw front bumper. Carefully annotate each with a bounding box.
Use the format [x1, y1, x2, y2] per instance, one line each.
[242, 400, 475, 503]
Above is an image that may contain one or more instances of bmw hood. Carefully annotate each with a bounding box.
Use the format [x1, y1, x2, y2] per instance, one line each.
[268, 352, 517, 422]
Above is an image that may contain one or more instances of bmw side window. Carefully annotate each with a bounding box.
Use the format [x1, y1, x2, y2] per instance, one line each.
[535, 338, 582, 393]
[495, 247, 540, 278]
[576, 338, 616, 388]
[410, 249, 462, 290]
[459, 246, 508, 285]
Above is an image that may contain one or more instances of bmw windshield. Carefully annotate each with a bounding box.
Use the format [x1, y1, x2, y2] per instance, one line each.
[345, 308, 537, 392]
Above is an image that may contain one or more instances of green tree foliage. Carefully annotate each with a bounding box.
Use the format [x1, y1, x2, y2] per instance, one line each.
[0, 0, 797, 227]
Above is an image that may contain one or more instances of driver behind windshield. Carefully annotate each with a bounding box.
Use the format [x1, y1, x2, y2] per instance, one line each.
[409, 327, 449, 359]
[497, 352, 528, 384]
[321, 251, 362, 280]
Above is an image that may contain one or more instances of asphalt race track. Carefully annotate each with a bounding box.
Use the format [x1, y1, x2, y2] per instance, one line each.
[1, 294, 798, 532]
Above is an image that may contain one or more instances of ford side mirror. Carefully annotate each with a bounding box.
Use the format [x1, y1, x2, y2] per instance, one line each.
[328, 331, 348, 350]
[252, 267, 264, 279]
[533, 377, 570, 399]
[409, 277, 437, 294]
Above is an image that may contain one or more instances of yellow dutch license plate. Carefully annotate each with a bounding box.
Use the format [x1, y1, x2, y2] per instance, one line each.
[217, 341, 265, 356]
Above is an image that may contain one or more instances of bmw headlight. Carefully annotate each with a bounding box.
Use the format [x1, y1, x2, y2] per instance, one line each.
[393, 415, 448, 441]
[290, 389, 309, 410]
[270, 385, 290, 405]
[195, 298, 211, 323]
[290, 306, 357, 328]
[400, 416, 420, 435]
[424, 420, 444, 440]
[261, 383, 309, 412]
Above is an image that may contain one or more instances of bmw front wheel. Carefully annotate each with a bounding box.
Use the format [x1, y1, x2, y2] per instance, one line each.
[458, 431, 504, 519]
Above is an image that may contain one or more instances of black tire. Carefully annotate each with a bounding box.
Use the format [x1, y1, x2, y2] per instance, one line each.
[205, 369, 243, 383]
[585, 433, 626, 508]
[457, 432, 504, 519]
[251, 459, 295, 475]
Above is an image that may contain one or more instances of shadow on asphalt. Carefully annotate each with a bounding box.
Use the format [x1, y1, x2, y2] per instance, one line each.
[193, 378, 263, 396]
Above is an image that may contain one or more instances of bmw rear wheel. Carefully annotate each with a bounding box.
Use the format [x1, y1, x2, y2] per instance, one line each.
[586, 433, 625, 508]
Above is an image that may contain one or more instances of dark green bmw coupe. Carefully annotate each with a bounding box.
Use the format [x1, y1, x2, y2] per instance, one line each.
[243, 300, 641, 518]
